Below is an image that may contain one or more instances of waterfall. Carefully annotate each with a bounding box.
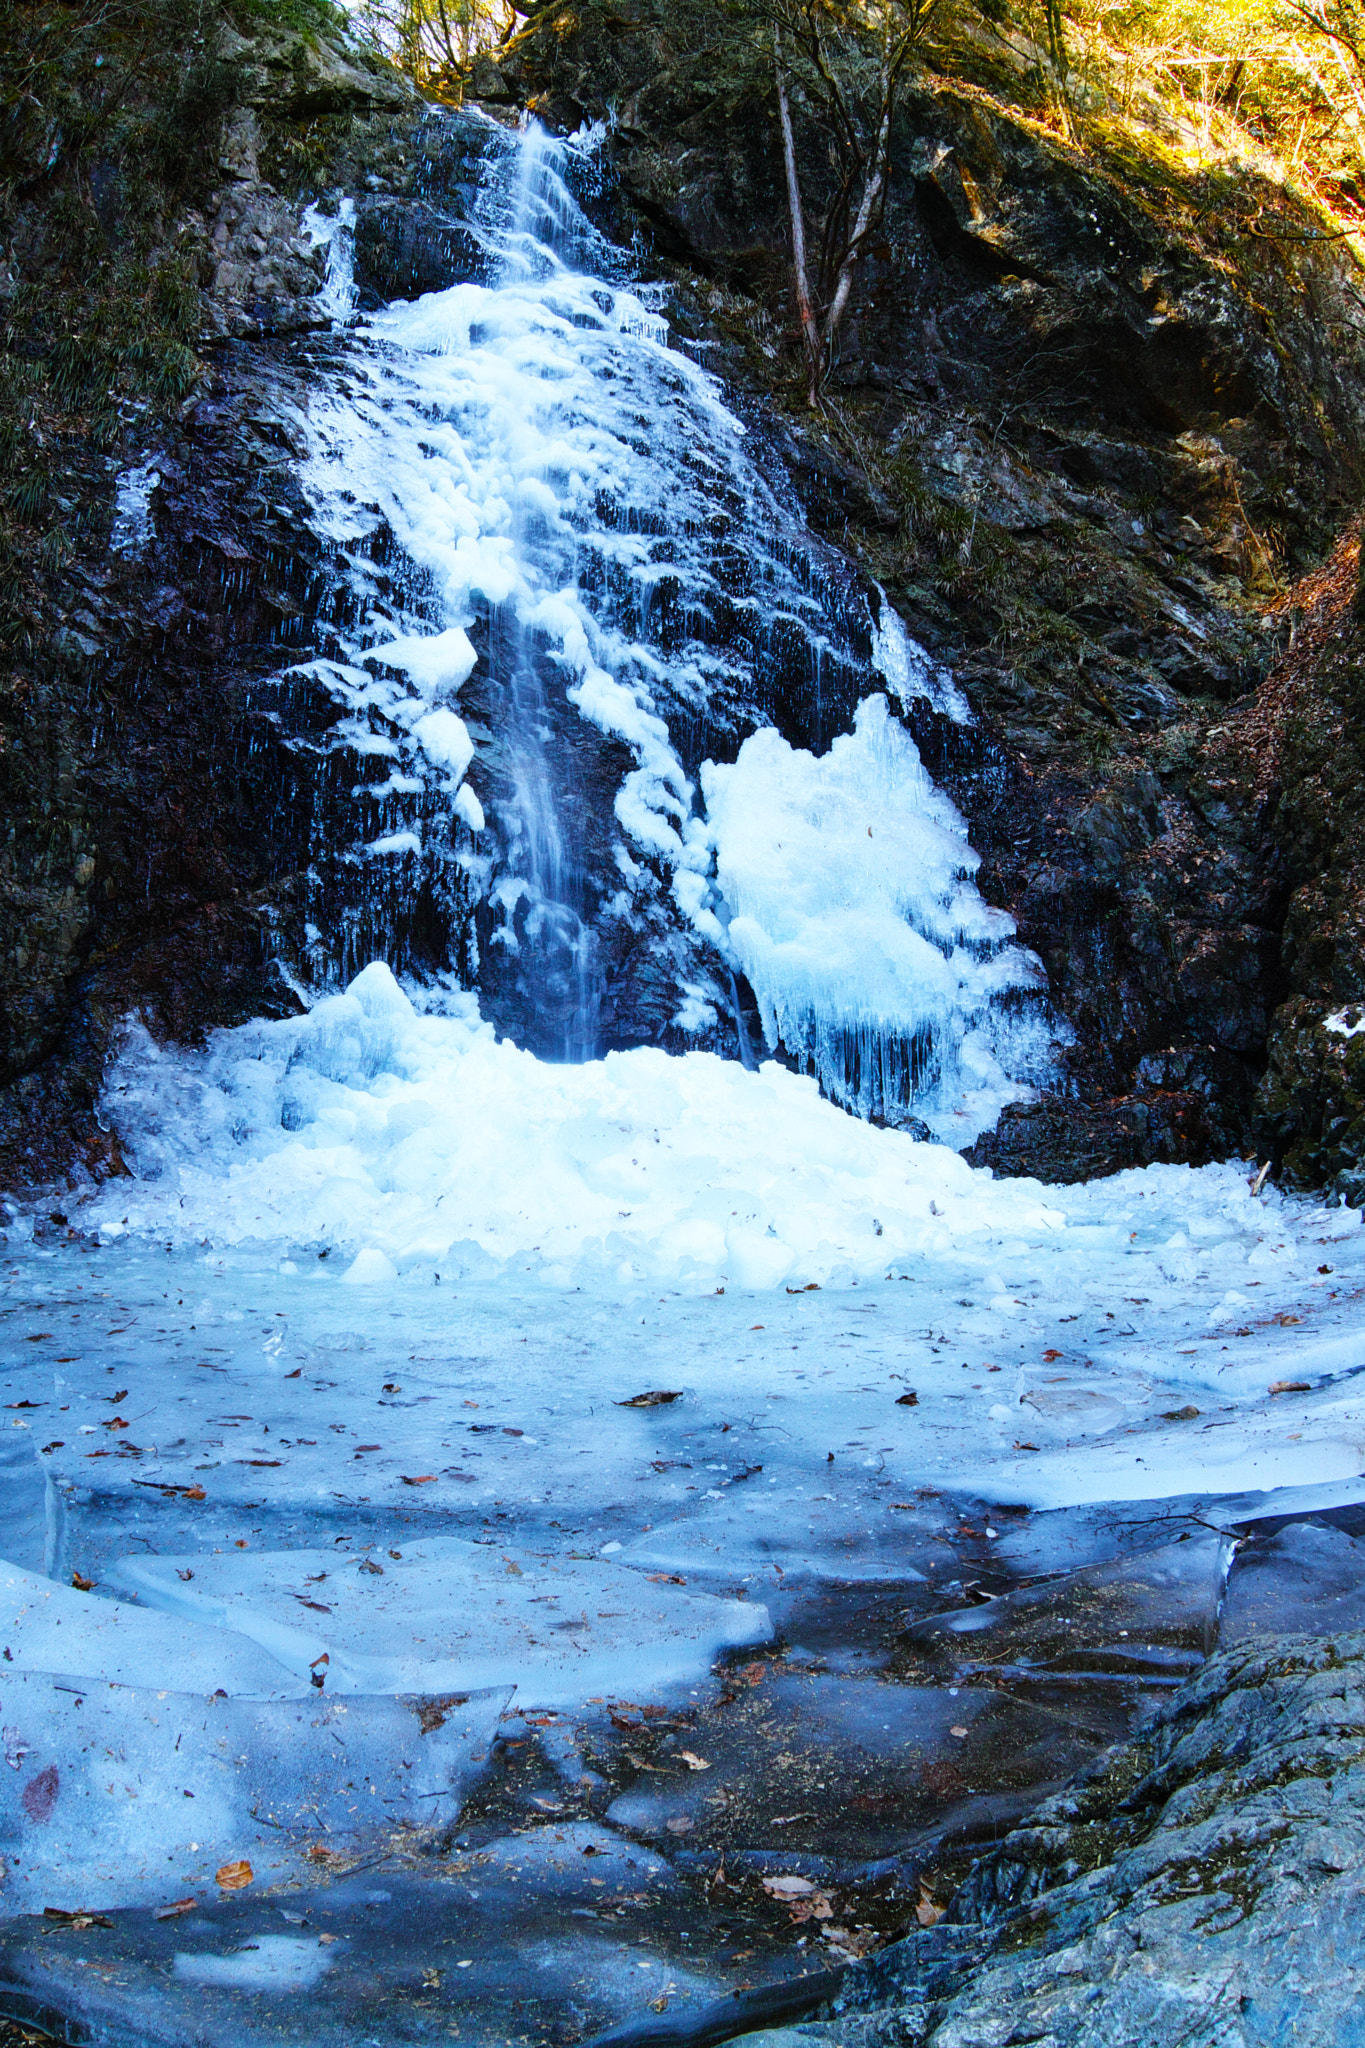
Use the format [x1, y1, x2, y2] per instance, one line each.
[259, 115, 1054, 1132]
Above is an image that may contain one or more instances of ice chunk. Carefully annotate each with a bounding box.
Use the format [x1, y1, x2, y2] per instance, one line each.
[700, 697, 1052, 1136]
[0, 1671, 506, 1913]
[106, 1538, 771, 1707]
[0, 1559, 305, 1698]
[0, 1440, 59, 1579]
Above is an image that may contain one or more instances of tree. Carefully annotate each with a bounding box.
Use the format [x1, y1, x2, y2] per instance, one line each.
[354, 0, 521, 102]
[761, 1, 941, 405]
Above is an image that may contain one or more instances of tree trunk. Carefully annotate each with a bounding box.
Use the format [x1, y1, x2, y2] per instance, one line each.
[774, 28, 822, 406]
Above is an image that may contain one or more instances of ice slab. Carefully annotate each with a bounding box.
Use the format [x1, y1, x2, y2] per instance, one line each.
[0, 1672, 506, 1914]
[0, 1439, 57, 1579]
[896, 1533, 1230, 1684]
[106, 1538, 772, 1707]
[1219, 1519, 1365, 1646]
[0, 1559, 305, 1699]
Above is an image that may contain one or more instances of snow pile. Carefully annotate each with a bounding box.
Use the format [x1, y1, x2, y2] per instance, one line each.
[95, 961, 1070, 1290]
[700, 695, 1050, 1133]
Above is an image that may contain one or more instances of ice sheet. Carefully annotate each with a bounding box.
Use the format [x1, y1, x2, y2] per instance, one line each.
[0, 1559, 305, 1699]
[106, 1538, 770, 1707]
[0, 1673, 506, 1914]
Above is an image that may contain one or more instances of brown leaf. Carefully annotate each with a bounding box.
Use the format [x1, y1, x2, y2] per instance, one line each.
[360, 1558, 384, 1575]
[646, 1572, 686, 1585]
[183, 1485, 206, 1500]
[895, 1390, 918, 1406]
[915, 1886, 945, 1927]
[616, 1390, 683, 1408]
[306, 1843, 341, 1863]
[401, 1473, 438, 1485]
[1041, 1348, 1063, 1362]
[1163, 1405, 1200, 1421]
[214, 1860, 253, 1891]
[785, 1282, 820, 1293]
[153, 1898, 197, 1921]
[70, 1572, 94, 1592]
[1269, 1379, 1311, 1395]
[762, 1875, 816, 1898]
[677, 1750, 710, 1771]
[43, 1907, 114, 1929]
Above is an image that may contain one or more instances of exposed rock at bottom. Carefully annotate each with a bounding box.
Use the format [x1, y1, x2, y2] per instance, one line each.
[762, 1629, 1365, 2046]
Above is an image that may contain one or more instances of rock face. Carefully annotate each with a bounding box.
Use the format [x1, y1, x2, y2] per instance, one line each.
[0, 22, 426, 1185]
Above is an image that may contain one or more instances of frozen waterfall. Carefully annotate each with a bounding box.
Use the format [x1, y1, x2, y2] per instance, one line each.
[252, 114, 1053, 1136]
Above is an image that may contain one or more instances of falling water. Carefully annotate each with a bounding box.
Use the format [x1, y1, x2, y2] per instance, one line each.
[266, 113, 1054, 1130]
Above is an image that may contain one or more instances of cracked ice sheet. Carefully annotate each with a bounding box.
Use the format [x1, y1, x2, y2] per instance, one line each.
[4, 1152, 1365, 1601]
[0, 1674, 507, 1915]
[105, 1538, 769, 1705]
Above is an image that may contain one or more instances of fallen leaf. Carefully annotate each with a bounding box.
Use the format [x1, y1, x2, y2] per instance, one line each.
[290, 1595, 332, 1613]
[616, 1391, 683, 1408]
[749, 1324, 764, 1331]
[307, 1844, 341, 1863]
[762, 1875, 817, 1899]
[785, 1282, 820, 1293]
[1163, 1405, 1200, 1421]
[895, 1390, 918, 1407]
[401, 1474, 438, 1485]
[503, 1557, 523, 1577]
[664, 1817, 693, 1833]
[355, 1445, 382, 1453]
[916, 1886, 945, 1927]
[677, 1750, 710, 1771]
[40, 1442, 64, 1453]
[1013, 1441, 1040, 1452]
[1042, 1348, 1063, 1362]
[71, 1572, 94, 1592]
[154, 1898, 197, 1921]
[950, 1725, 968, 1739]
[359, 1558, 384, 1575]
[214, 1860, 253, 1891]
[285, 1368, 301, 1379]
[42, 1908, 113, 1929]
[646, 1572, 685, 1585]
[1269, 1379, 1311, 1395]
[182, 1485, 206, 1501]
[737, 1661, 767, 1686]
